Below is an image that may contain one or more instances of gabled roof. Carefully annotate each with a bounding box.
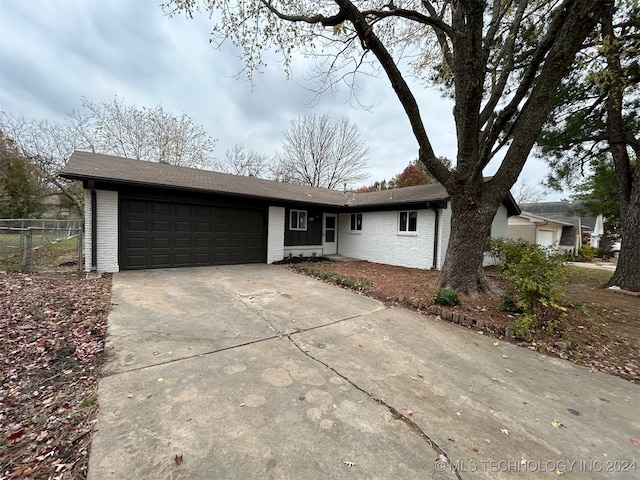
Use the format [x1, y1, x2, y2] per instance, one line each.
[61, 151, 349, 207]
[60, 151, 519, 213]
[517, 211, 575, 227]
[519, 201, 596, 231]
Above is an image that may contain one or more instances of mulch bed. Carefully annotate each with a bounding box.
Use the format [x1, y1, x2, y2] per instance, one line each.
[1, 272, 112, 479]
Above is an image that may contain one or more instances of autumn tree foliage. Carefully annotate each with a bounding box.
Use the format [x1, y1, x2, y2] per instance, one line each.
[165, 0, 610, 294]
[393, 158, 443, 188]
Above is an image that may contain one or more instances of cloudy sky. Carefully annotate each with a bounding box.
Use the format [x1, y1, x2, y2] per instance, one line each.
[0, 0, 558, 197]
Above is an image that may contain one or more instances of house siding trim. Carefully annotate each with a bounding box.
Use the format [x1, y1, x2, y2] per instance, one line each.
[84, 189, 119, 273]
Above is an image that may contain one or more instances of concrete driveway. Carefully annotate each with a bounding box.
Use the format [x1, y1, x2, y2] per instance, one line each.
[89, 265, 639, 479]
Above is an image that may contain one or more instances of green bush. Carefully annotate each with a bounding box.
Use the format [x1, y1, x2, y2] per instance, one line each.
[499, 291, 522, 313]
[592, 247, 605, 258]
[433, 288, 460, 307]
[578, 245, 594, 262]
[487, 238, 567, 339]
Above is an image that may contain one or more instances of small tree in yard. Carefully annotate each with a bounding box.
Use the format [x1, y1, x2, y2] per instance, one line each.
[488, 238, 567, 340]
[164, 0, 609, 294]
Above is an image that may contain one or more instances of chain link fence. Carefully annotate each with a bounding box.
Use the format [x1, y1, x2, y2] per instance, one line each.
[0, 219, 84, 271]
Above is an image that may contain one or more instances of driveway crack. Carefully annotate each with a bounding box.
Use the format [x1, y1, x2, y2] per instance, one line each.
[285, 332, 463, 480]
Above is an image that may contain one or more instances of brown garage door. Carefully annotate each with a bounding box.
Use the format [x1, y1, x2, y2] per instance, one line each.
[119, 199, 266, 270]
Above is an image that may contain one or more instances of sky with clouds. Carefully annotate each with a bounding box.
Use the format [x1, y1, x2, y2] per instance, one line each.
[0, 0, 560, 197]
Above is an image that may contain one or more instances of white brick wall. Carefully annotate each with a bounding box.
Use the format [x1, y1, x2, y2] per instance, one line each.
[83, 190, 92, 271]
[491, 204, 508, 239]
[435, 205, 451, 270]
[337, 209, 437, 270]
[484, 204, 509, 266]
[267, 206, 285, 263]
[334, 203, 507, 270]
[84, 189, 119, 273]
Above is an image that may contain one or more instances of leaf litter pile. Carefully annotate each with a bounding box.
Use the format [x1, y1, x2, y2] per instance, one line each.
[1, 272, 112, 479]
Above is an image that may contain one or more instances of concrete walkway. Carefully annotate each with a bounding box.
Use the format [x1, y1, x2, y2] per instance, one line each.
[89, 265, 639, 479]
[569, 261, 617, 272]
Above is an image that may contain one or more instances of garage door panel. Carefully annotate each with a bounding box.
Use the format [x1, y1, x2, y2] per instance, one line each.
[152, 237, 171, 249]
[175, 221, 191, 232]
[126, 201, 148, 215]
[126, 237, 147, 248]
[152, 203, 172, 215]
[175, 204, 192, 216]
[120, 199, 265, 270]
[126, 219, 147, 232]
[152, 221, 170, 231]
[126, 255, 148, 268]
[174, 237, 192, 249]
[196, 222, 211, 232]
[195, 238, 211, 248]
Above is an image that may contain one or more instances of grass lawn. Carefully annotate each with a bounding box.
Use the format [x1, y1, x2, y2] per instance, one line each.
[0, 236, 80, 271]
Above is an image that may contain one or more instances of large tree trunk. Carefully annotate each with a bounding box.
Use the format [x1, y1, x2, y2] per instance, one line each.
[437, 193, 499, 295]
[602, 3, 640, 292]
[606, 170, 640, 291]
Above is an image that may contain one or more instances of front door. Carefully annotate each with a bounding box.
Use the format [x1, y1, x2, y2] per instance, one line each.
[323, 214, 337, 255]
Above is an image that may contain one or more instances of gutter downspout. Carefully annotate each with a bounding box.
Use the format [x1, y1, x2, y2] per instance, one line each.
[431, 205, 439, 270]
[89, 181, 97, 272]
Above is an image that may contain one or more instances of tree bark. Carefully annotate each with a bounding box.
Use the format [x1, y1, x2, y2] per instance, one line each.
[437, 190, 501, 295]
[601, 2, 640, 292]
[607, 191, 640, 291]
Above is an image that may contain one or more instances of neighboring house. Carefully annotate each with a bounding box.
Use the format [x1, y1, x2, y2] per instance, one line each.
[40, 192, 83, 219]
[508, 201, 604, 253]
[60, 151, 519, 273]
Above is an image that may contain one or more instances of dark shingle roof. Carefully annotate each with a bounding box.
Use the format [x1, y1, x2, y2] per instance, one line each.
[519, 201, 596, 231]
[61, 151, 351, 207]
[60, 151, 518, 213]
[61, 151, 454, 208]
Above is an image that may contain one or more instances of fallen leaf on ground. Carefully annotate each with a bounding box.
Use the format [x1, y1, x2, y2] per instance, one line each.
[567, 408, 580, 416]
[630, 437, 640, 446]
[438, 453, 448, 463]
[484, 438, 492, 444]
[7, 429, 25, 441]
[493, 341, 500, 347]
[174, 454, 184, 465]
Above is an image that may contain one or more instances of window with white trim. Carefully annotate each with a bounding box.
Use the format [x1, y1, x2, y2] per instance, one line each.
[399, 211, 417, 232]
[350, 213, 362, 231]
[289, 209, 307, 231]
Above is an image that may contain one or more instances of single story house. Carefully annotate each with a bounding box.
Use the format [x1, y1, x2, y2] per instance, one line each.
[60, 151, 519, 273]
[40, 192, 83, 219]
[508, 201, 604, 253]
